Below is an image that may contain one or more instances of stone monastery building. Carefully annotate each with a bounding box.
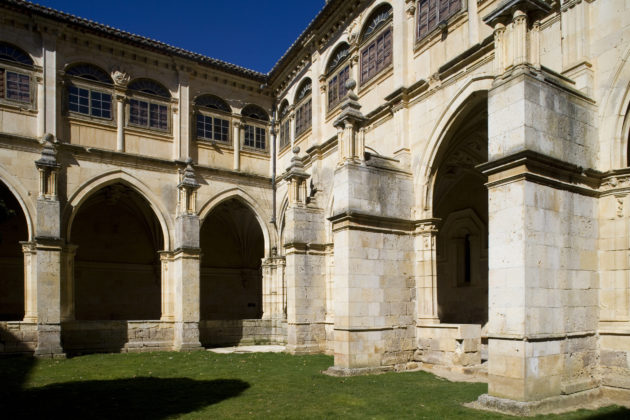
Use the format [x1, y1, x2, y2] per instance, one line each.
[1, 0, 629, 414]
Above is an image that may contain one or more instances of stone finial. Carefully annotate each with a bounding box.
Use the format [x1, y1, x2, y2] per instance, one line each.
[35, 133, 60, 169]
[178, 158, 199, 215]
[284, 147, 309, 206]
[178, 157, 199, 190]
[35, 133, 60, 199]
[333, 79, 366, 164]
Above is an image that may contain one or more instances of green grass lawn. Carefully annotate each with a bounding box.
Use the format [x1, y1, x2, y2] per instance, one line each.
[1, 351, 628, 419]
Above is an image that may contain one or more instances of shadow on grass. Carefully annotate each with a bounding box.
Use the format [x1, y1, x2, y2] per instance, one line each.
[585, 407, 630, 419]
[14, 377, 249, 419]
[0, 356, 249, 419]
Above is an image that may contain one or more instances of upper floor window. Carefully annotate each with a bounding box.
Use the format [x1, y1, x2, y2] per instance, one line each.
[294, 79, 312, 137]
[278, 100, 290, 151]
[195, 94, 231, 143]
[65, 63, 113, 119]
[127, 79, 170, 131]
[360, 4, 393, 85]
[0, 42, 33, 104]
[417, 0, 462, 40]
[327, 43, 350, 111]
[241, 104, 269, 151]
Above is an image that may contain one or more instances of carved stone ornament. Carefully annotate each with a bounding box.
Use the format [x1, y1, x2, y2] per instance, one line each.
[111, 68, 131, 87]
[35, 133, 60, 169]
[178, 157, 199, 190]
[405, 0, 416, 17]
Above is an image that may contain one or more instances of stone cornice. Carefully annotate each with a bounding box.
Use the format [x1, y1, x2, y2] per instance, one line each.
[478, 150, 602, 197]
[483, 0, 553, 27]
[328, 211, 414, 235]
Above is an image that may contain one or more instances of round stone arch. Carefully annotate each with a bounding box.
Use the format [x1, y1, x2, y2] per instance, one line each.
[357, 1, 394, 38]
[198, 187, 275, 257]
[64, 170, 173, 251]
[416, 76, 493, 217]
[321, 38, 351, 76]
[0, 164, 35, 241]
[599, 44, 630, 170]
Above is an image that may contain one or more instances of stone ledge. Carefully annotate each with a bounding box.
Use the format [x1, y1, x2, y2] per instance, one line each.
[466, 388, 603, 416]
[322, 365, 393, 377]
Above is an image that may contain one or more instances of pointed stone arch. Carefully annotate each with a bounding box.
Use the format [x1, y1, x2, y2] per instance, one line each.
[0, 165, 35, 241]
[199, 187, 274, 255]
[0, 170, 32, 321]
[64, 170, 173, 250]
[416, 76, 493, 217]
[599, 44, 630, 170]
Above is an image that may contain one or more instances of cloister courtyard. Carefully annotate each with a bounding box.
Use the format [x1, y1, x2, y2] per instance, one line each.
[1, 350, 628, 419]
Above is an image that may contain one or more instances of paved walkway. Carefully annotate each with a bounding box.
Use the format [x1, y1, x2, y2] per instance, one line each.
[207, 345, 286, 354]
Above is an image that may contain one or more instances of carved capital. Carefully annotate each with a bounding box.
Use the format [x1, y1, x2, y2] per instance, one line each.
[111, 67, 131, 87]
[405, 0, 416, 17]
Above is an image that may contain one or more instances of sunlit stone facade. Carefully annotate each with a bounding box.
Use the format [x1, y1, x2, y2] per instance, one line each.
[1, 0, 629, 414]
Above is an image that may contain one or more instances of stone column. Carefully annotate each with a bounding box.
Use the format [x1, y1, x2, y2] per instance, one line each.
[283, 147, 326, 354]
[21, 242, 37, 323]
[233, 120, 242, 171]
[261, 249, 286, 320]
[289, 113, 295, 149]
[111, 68, 130, 153]
[178, 74, 190, 161]
[115, 94, 125, 152]
[171, 159, 202, 351]
[36, 76, 45, 138]
[33, 133, 64, 357]
[414, 219, 440, 324]
[41, 32, 57, 137]
[476, 1, 600, 413]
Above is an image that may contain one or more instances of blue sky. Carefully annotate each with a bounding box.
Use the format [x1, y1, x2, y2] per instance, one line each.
[33, 0, 326, 73]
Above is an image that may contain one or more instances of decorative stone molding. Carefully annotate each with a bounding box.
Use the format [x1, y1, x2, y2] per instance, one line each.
[483, 0, 552, 74]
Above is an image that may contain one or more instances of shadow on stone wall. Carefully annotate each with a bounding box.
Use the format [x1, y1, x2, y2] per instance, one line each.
[0, 328, 250, 418]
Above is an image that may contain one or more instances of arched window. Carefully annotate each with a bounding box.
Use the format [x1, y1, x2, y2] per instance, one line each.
[127, 79, 171, 131]
[417, 0, 462, 40]
[241, 104, 269, 151]
[195, 94, 231, 143]
[278, 100, 290, 151]
[294, 78, 312, 138]
[65, 63, 113, 119]
[360, 4, 393, 85]
[326, 42, 350, 110]
[0, 42, 33, 104]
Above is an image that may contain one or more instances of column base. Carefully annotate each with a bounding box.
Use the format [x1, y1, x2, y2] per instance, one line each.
[322, 365, 393, 377]
[173, 321, 202, 352]
[34, 324, 65, 358]
[466, 388, 603, 416]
